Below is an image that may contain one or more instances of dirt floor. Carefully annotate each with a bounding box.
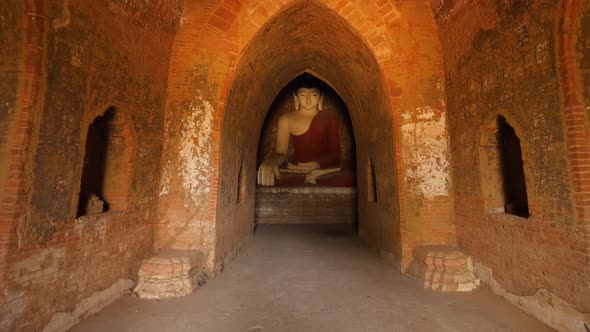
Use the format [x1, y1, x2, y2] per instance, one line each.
[71, 224, 554, 332]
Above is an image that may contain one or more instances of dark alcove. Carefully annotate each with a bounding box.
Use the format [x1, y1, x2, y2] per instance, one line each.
[497, 116, 529, 218]
[77, 108, 116, 216]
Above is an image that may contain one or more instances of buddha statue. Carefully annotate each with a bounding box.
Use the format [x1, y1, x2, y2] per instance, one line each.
[257, 76, 355, 187]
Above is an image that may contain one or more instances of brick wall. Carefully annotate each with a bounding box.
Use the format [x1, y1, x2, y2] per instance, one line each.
[255, 187, 357, 224]
[579, 3, 590, 125]
[0, 0, 25, 291]
[0, 1, 182, 330]
[435, 0, 590, 312]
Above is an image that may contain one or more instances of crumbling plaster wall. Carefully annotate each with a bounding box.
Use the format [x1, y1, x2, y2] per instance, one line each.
[163, 0, 454, 271]
[433, 0, 589, 313]
[0, 1, 182, 331]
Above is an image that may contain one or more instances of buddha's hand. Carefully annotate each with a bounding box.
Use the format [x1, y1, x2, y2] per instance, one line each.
[257, 160, 280, 186]
[287, 161, 320, 172]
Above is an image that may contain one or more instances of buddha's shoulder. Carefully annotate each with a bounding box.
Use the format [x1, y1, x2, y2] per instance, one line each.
[278, 112, 294, 123]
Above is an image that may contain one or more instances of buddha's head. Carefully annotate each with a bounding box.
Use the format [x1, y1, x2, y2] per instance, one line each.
[293, 74, 324, 111]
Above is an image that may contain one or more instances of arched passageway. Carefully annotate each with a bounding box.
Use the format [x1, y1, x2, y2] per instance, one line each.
[216, 0, 400, 265]
[2, 0, 589, 330]
[159, 0, 454, 272]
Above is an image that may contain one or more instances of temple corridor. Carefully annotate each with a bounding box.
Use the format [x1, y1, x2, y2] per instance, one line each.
[71, 225, 553, 332]
[2, 1, 590, 331]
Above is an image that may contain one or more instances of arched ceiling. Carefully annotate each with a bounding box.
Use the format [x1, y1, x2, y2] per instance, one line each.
[224, 0, 389, 139]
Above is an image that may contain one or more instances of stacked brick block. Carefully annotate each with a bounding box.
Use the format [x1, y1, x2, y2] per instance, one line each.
[408, 245, 479, 292]
[135, 250, 205, 299]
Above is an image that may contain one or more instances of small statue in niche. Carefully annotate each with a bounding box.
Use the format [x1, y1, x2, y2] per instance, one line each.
[85, 193, 105, 215]
[257, 75, 355, 187]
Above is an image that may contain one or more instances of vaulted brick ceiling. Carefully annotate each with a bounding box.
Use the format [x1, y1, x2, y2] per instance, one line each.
[225, 0, 386, 138]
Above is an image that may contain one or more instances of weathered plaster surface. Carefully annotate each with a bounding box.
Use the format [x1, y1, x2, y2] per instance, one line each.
[42, 279, 133, 332]
[476, 262, 590, 332]
[176, 92, 214, 205]
[401, 107, 450, 199]
[157, 91, 216, 257]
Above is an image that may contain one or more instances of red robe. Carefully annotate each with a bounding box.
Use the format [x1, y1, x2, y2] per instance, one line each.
[275, 111, 356, 187]
[290, 111, 340, 168]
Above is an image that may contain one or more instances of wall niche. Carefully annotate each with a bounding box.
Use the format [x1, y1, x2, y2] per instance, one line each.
[479, 115, 529, 218]
[367, 158, 378, 203]
[237, 158, 247, 204]
[77, 107, 133, 217]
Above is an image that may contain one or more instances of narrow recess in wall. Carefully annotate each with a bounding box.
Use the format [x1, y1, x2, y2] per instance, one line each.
[77, 106, 132, 217]
[237, 158, 247, 204]
[367, 158, 378, 202]
[497, 116, 529, 218]
[77, 108, 114, 217]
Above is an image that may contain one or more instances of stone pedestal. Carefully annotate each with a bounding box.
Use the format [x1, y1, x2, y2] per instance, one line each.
[255, 186, 357, 224]
[134, 250, 206, 299]
[407, 245, 479, 292]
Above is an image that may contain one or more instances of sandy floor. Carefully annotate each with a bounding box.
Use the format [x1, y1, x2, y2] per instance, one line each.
[71, 224, 554, 332]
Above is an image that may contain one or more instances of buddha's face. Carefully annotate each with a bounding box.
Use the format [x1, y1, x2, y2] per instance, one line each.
[295, 87, 321, 111]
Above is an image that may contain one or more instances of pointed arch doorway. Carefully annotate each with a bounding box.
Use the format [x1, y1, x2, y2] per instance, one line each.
[215, 0, 402, 266]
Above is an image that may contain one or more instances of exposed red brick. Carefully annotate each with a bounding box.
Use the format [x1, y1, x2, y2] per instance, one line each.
[1, 0, 588, 330]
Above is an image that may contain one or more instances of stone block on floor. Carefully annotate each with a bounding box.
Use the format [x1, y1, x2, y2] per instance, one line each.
[407, 245, 479, 292]
[134, 250, 207, 299]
